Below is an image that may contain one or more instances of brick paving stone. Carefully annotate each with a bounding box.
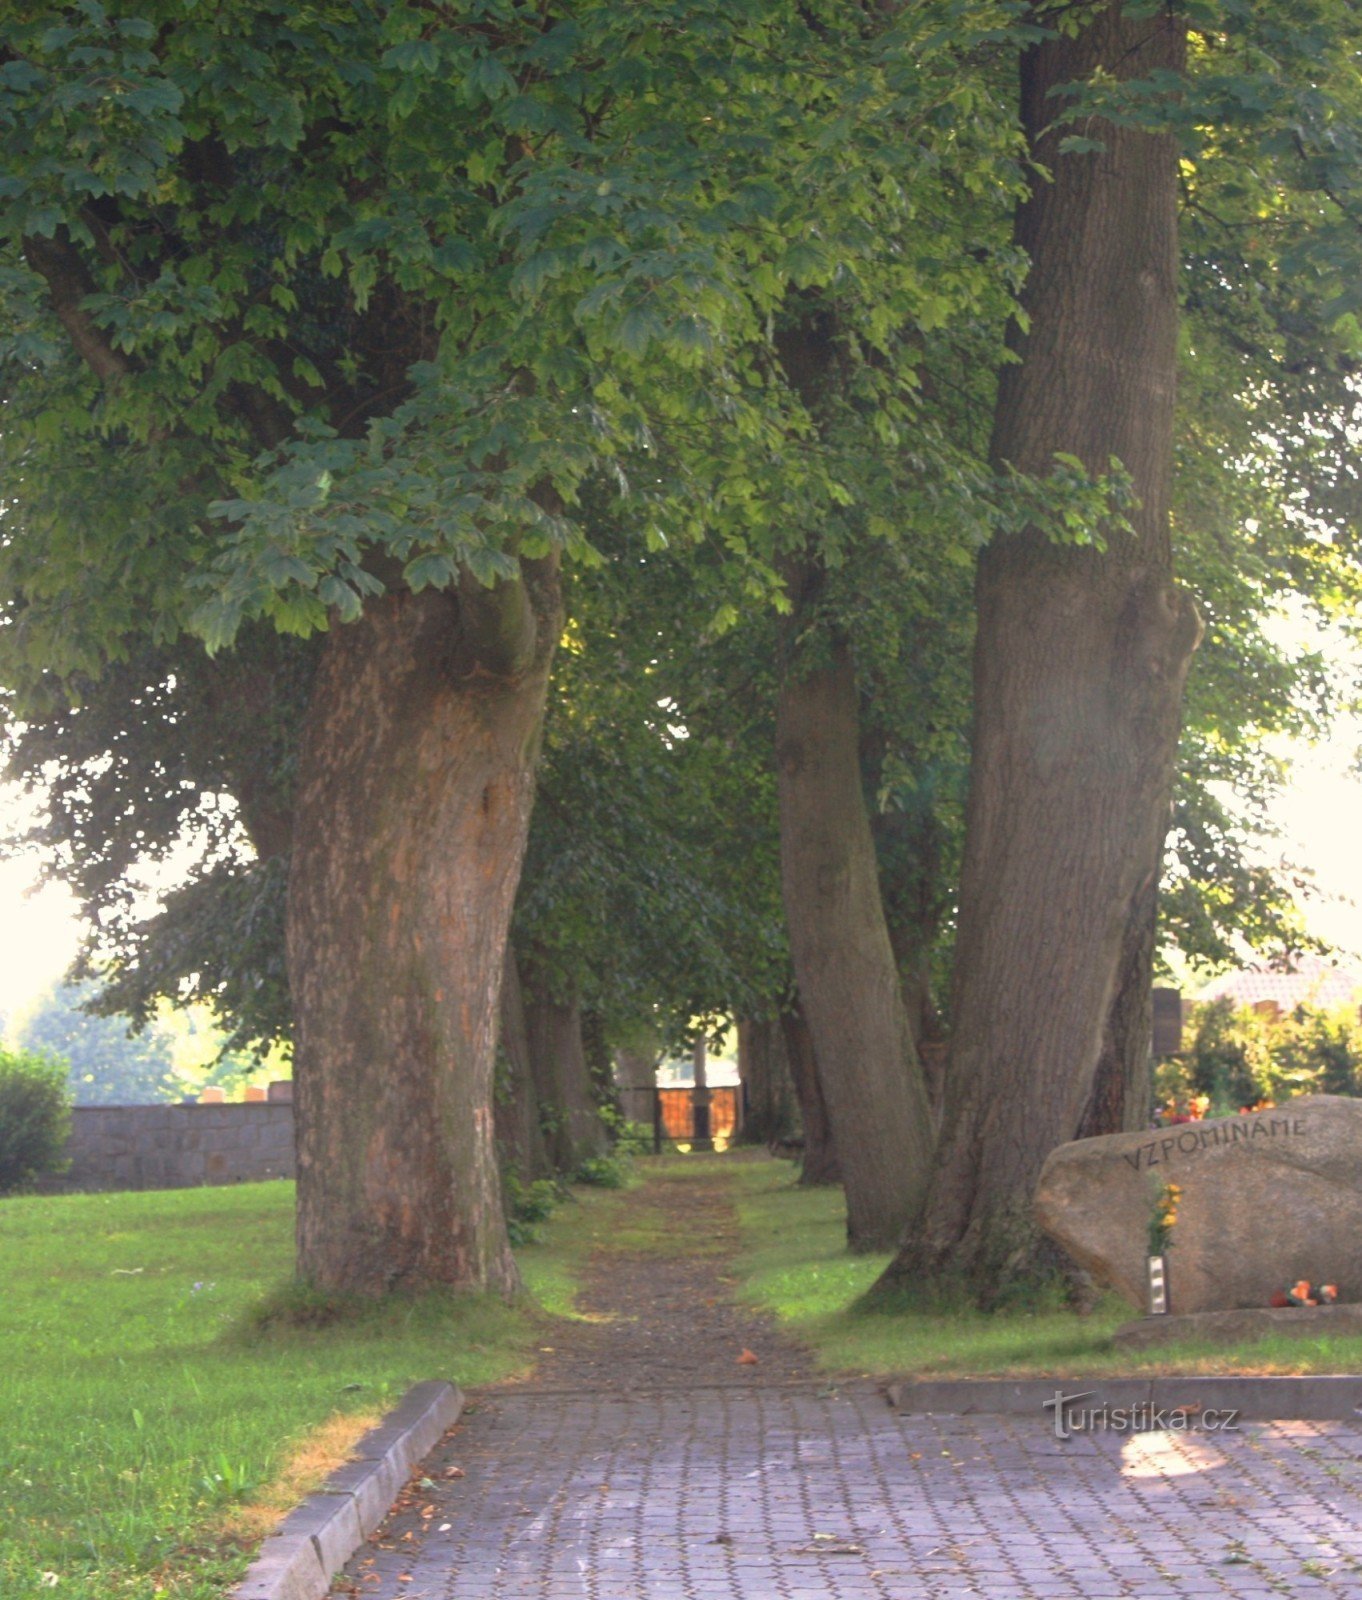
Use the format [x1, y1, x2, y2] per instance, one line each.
[330, 1384, 1362, 1600]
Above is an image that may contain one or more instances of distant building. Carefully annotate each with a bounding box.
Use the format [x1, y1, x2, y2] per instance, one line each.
[1197, 954, 1362, 1019]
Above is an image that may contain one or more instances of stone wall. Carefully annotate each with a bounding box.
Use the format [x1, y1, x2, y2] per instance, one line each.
[48, 1103, 296, 1192]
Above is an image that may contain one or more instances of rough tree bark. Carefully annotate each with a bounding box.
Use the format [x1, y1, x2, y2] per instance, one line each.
[613, 1043, 659, 1133]
[736, 1016, 798, 1145]
[581, 1010, 620, 1121]
[776, 621, 933, 1245]
[289, 562, 560, 1295]
[1077, 870, 1158, 1138]
[496, 943, 553, 1181]
[876, 3, 1200, 1300]
[521, 961, 610, 1173]
[871, 806, 950, 1126]
[780, 996, 841, 1187]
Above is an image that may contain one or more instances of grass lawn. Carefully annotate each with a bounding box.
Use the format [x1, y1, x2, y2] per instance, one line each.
[727, 1152, 1362, 1380]
[0, 1179, 608, 1600]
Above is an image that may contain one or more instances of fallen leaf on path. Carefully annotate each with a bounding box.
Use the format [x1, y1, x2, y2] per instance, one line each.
[737, 1349, 759, 1365]
[441, 1466, 465, 1479]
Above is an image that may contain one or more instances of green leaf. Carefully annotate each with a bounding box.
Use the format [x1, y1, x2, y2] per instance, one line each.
[403, 552, 457, 592]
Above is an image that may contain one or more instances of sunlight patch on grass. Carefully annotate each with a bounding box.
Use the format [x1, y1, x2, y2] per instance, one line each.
[217, 1408, 382, 1547]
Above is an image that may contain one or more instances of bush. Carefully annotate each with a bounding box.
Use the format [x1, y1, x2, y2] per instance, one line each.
[606, 1113, 656, 1156]
[1157, 999, 1362, 1119]
[574, 1153, 631, 1189]
[0, 1048, 71, 1194]
[503, 1169, 566, 1246]
[1181, 999, 1277, 1112]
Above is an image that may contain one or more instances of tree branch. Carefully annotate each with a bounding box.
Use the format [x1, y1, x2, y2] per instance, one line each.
[23, 231, 132, 385]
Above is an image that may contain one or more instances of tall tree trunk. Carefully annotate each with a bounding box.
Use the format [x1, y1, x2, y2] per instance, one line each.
[777, 632, 934, 1246]
[780, 996, 840, 1187]
[737, 1016, 798, 1145]
[613, 1044, 658, 1133]
[289, 563, 559, 1295]
[522, 966, 609, 1172]
[1076, 869, 1158, 1138]
[496, 943, 552, 1180]
[581, 1011, 618, 1108]
[867, 774, 949, 1057]
[876, 4, 1199, 1302]
[614, 1047, 658, 1094]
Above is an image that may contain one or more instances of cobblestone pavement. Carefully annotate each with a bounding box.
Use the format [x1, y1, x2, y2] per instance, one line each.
[333, 1383, 1362, 1599]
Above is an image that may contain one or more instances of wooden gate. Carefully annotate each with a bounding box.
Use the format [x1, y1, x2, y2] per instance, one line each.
[616, 1086, 743, 1149]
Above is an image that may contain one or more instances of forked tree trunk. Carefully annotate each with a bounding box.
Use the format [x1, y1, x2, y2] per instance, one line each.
[1077, 870, 1158, 1138]
[876, 3, 1199, 1301]
[522, 968, 609, 1173]
[780, 997, 840, 1187]
[736, 1016, 798, 1145]
[776, 633, 931, 1247]
[289, 565, 559, 1296]
[496, 944, 552, 1181]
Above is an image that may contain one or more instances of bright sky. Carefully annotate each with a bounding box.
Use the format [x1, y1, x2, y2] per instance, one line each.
[0, 834, 82, 1031]
[1260, 722, 1362, 962]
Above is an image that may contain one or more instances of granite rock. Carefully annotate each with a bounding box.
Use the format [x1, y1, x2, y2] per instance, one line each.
[1034, 1094, 1362, 1314]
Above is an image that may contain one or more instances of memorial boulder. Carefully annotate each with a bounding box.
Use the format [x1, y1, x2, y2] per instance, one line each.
[1034, 1095, 1362, 1314]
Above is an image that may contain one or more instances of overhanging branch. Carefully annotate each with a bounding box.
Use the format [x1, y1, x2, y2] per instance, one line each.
[24, 231, 132, 385]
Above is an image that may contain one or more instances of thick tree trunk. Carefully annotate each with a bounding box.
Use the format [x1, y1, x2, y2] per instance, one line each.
[1076, 870, 1158, 1138]
[869, 799, 948, 1049]
[737, 1016, 798, 1145]
[581, 1011, 618, 1108]
[614, 1047, 658, 1095]
[876, 4, 1199, 1301]
[289, 564, 559, 1296]
[522, 968, 609, 1172]
[780, 997, 840, 1187]
[496, 944, 552, 1180]
[776, 631, 935, 1246]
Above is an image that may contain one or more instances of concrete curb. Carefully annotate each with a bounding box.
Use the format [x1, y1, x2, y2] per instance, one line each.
[1114, 1304, 1362, 1350]
[231, 1380, 463, 1600]
[886, 1374, 1362, 1421]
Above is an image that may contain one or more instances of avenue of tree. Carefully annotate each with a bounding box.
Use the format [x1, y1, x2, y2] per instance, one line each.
[3, 0, 1362, 1301]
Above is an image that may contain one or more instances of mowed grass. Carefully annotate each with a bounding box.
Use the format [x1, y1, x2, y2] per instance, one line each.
[0, 1180, 596, 1600]
[728, 1153, 1362, 1379]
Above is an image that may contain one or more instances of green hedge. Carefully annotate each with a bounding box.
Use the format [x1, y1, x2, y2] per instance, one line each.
[0, 1049, 71, 1194]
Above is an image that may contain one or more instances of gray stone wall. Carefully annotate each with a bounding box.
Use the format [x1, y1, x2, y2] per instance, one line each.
[48, 1103, 296, 1192]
